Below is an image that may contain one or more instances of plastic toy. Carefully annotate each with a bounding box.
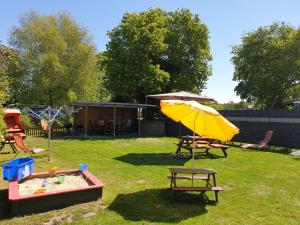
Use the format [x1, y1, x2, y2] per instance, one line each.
[49, 166, 58, 176]
[80, 163, 88, 172]
[41, 178, 48, 187]
[57, 175, 65, 184]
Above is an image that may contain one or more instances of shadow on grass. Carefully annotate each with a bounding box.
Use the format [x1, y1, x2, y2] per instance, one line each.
[114, 153, 189, 166]
[195, 152, 224, 159]
[108, 188, 210, 223]
[171, 151, 225, 160]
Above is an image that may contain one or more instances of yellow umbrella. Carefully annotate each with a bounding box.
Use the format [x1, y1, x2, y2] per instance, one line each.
[160, 100, 239, 142]
[161, 100, 239, 183]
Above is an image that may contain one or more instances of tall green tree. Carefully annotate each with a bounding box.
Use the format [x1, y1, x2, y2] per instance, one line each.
[223, 101, 249, 110]
[96, 52, 111, 101]
[104, 8, 212, 103]
[0, 44, 21, 133]
[10, 11, 100, 106]
[163, 9, 212, 92]
[0, 44, 24, 105]
[232, 23, 300, 109]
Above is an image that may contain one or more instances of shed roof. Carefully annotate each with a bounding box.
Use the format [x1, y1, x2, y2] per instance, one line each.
[69, 101, 157, 108]
[4, 108, 21, 114]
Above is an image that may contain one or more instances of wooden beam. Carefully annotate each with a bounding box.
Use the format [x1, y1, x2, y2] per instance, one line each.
[138, 108, 141, 137]
[113, 106, 116, 137]
[84, 105, 88, 137]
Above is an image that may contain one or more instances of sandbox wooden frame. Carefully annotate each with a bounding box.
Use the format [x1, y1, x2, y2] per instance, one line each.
[8, 169, 104, 216]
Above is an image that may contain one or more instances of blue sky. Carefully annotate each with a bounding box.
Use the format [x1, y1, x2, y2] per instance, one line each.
[1, 0, 300, 103]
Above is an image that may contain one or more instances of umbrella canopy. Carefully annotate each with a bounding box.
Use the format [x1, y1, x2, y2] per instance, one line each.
[147, 91, 215, 102]
[160, 100, 239, 142]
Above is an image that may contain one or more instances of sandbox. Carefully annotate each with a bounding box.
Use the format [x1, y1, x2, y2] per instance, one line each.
[9, 169, 104, 216]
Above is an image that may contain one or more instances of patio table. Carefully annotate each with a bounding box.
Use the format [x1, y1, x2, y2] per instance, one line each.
[176, 135, 229, 158]
[168, 167, 223, 202]
[176, 135, 209, 155]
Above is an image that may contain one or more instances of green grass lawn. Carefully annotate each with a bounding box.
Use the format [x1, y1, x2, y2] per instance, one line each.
[0, 136, 299, 225]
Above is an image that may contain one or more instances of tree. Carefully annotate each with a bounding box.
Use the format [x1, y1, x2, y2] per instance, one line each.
[0, 44, 20, 133]
[163, 9, 212, 92]
[96, 53, 111, 101]
[223, 101, 249, 110]
[232, 23, 300, 109]
[9, 11, 101, 106]
[104, 8, 212, 103]
[0, 44, 24, 105]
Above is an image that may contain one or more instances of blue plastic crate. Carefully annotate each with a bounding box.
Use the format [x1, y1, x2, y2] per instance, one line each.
[2, 158, 35, 181]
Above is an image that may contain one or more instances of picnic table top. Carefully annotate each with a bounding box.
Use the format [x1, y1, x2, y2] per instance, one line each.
[180, 135, 204, 140]
[169, 167, 217, 174]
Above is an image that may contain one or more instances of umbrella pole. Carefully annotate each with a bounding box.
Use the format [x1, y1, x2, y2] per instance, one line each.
[192, 114, 199, 187]
[192, 116, 196, 186]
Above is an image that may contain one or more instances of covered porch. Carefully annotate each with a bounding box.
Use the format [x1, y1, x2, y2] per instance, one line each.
[70, 102, 157, 137]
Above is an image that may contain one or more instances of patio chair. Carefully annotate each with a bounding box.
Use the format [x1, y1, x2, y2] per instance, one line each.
[90, 120, 103, 134]
[104, 120, 114, 135]
[12, 133, 44, 157]
[241, 131, 273, 149]
[117, 121, 127, 134]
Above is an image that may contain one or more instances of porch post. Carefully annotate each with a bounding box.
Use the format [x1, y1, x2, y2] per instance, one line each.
[113, 105, 116, 137]
[138, 107, 141, 137]
[84, 105, 88, 137]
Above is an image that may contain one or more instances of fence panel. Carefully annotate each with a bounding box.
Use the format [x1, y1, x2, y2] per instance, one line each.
[165, 110, 300, 149]
[25, 126, 72, 137]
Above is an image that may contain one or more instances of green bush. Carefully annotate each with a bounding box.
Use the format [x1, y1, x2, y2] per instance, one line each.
[21, 112, 33, 127]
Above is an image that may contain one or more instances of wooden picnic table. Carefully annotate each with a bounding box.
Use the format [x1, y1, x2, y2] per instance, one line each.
[176, 135, 207, 154]
[168, 167, 223, 202]
[176, 135, 229, 158]
[0, 134, 24, 153]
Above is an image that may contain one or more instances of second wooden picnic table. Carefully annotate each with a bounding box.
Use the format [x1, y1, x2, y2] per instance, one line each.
[176, 135, 229, 158]
[176, 135, 207, 154]
[168, 167, 223, 202]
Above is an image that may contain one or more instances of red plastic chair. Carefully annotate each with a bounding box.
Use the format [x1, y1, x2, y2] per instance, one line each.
[242, 131, 273, 149]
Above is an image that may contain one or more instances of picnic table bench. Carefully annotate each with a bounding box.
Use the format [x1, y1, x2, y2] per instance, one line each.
[168, 168, 224, 202]
[176, 135, 229, 158]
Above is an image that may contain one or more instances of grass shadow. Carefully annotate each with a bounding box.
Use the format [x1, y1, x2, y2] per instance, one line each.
[108, 188, 210, 223]
[172, 151, 224, 160]
[114, 153, 189, 166]
[194, 152, 224, 159]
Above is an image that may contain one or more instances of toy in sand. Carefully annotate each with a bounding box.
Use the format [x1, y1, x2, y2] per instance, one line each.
[49, 166, 58, 175]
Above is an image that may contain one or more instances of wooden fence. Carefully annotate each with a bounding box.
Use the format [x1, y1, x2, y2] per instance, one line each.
[165, 109, 300, 149]
[25, 125, 73, 137]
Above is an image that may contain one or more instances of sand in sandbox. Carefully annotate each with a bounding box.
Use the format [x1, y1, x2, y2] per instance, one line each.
[19, 174, 91, 196]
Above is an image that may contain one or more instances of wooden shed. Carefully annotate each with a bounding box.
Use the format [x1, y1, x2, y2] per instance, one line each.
[69, 102, 157, 136]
